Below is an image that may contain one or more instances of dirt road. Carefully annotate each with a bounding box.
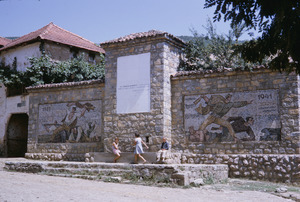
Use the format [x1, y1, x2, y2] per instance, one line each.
[0, 158, 297, 202]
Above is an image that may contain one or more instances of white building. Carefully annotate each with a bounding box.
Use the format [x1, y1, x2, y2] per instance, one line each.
[0, 23, 105, 157]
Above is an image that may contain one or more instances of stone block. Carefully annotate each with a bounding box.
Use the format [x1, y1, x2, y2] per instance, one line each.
[171, 173, 188, 186]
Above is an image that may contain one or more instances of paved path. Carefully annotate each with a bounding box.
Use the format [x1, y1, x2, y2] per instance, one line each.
[0, 158, 295, 202]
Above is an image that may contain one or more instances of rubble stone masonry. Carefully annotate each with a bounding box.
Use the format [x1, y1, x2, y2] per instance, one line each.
[24, 31, 299, 184]
[171, 69, 300, 184]
[101, 34, 184, 153]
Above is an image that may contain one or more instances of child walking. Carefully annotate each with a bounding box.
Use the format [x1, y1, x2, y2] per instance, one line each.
[133, 133, 148, 164]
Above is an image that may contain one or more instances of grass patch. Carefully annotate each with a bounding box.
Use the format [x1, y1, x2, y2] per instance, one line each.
[216, 179, 300, 193]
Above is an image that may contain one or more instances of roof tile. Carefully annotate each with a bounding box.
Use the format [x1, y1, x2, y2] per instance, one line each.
[171, 65, 268, 78]
[0, 22, 105, 53]
[0, 37, 12, 46]
[26, 79, 104, 90]
[101, 30, 185, 46]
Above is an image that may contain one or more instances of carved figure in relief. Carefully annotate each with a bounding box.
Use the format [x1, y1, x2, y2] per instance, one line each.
[46, 101, 95, 143]
[189, 126, 208, 142]
[194, 94, 253, 142]
[43, 121, 67, 142]
[212, 116, 255, 141]
[83, 121, 96, 141]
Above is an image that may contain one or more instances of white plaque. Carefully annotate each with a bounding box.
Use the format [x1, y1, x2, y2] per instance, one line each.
[117, 53, 150, 114]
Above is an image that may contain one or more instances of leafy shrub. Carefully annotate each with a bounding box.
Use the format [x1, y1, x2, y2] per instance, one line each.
[0, 53, 105, 89]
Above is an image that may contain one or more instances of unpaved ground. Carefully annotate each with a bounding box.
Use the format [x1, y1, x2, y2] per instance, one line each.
[0, 158, 299, 202]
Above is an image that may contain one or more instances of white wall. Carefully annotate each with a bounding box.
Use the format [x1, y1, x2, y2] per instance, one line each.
[0, 84, 6, 144]
[0, 42, 41, 71]
[0, 83, 29, 155]
[0, 43, 39, 152]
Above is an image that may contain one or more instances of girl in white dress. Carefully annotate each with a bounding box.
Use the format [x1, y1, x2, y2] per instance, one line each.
[133, 133, 148, 164]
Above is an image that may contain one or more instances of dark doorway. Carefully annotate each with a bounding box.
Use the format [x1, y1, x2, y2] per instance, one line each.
[6, 114, 28, 157]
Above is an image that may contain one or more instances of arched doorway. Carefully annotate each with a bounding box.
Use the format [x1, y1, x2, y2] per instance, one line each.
[6, 114, 28, 157]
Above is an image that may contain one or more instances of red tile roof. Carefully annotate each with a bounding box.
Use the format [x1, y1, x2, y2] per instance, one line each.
[0, 37, 12, 46]
[0, 22, 104, 53]
[101, 30, 185, 46]
[26, 79, 104, 91]
[171, 65, 268, 78]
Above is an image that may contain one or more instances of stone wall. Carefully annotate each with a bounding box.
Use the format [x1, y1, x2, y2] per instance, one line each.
[171, 69, 300, 151]
[180, 153, 299, 184]
[44, 41, 103, 64]
[25, 143, 101, 161]
[101, 34, 184, 153]
[26, 80, 104, 161]
[23, 31, 300, 184]
[170, 69, 300, 184]
[0, 39, 104, 158]
[180, 141, 299, 155]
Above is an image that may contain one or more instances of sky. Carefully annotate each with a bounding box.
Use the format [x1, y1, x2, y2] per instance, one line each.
[0, 0, 259, 44]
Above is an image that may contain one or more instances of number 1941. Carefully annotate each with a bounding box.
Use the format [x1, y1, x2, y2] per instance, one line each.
[258, 94, 272, 100]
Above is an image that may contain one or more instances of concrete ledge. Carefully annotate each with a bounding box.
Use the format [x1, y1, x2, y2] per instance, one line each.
[86, 152, 157, 163]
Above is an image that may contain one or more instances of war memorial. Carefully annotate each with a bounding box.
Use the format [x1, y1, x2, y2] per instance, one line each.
[3, 30, 299, 186]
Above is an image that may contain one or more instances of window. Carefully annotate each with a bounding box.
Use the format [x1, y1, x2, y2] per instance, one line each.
[70, 47, 79, 59]
[7, 85, 26, 97]
[88, 53, 95, 62]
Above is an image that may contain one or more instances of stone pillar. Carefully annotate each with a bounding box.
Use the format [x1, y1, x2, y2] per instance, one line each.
[101, 30, 185, 152]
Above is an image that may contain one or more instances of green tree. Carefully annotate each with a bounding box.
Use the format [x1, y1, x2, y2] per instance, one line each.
[179, 19, 259, 71]
[204, 0, 300, 73]
[0, 62, 23, 89]
[0, 53, 105, 90]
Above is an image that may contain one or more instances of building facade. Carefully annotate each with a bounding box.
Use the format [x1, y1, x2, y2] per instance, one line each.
[2, 29, 300, 184]
[0, 23, 104, 157]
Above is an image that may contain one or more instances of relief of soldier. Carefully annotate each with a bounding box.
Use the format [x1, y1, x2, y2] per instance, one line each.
[188, 93, 281, 142]
[42, 101, 99, 143]
[192, 94, 253, 142]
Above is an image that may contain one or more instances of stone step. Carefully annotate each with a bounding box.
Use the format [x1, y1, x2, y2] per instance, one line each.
[4, 160, 228, 186]
[46, 173, 99, 180]
[86, 152, 157, 163]
[46, 162, 132, 170]
[25, 151, 182, 164]
[43, 167, 132, 176]
[47, 173, 124, 183]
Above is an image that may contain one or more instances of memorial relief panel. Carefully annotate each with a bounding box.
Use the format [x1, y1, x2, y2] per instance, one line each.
[184, 90, 281, 142]
[37, 100, 102, 143]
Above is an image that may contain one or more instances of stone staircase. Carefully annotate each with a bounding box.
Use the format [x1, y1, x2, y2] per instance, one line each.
[42, 162, 133, 182]
[84, 152, 170, 163]
[3, 159, 228, 186]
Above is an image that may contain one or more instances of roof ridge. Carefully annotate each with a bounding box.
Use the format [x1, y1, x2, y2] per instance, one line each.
[4, 23, 51, 44]
[39, 22, 54, 39]
[0, 36, 12, 41]
[51, 23, 98, 46]
[101, 29, 185, 46]
[0, 22, 104, 53]
[0, 36, 12, 46]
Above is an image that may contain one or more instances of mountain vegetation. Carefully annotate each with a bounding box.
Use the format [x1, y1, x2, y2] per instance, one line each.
[178, 19, 266, 72]
[204, 0, 299, 73]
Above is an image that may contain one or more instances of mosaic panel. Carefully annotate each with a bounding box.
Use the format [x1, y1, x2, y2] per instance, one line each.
[184, 90, 281, 142]
[37, 100, 102, 143]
